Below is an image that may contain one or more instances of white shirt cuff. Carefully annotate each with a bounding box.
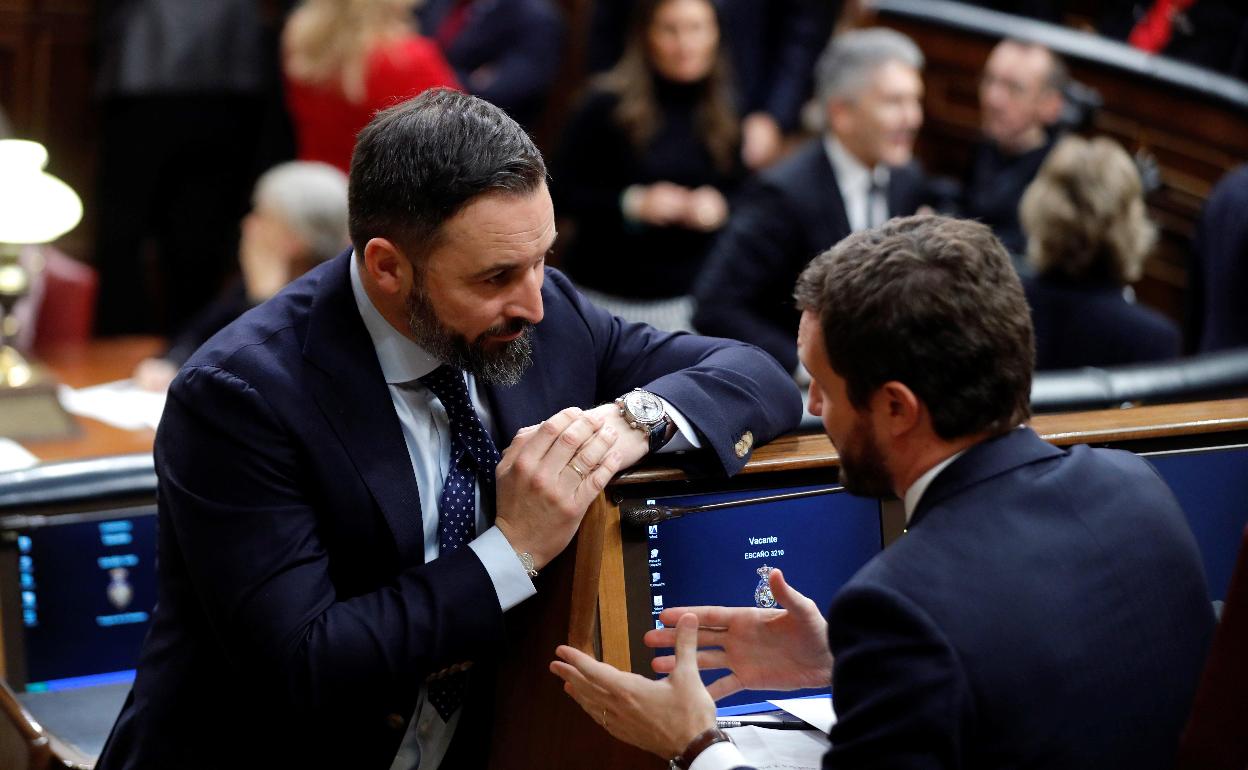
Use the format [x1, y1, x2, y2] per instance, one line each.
[689, 739, 750, 770]
[657, 399, 701, 453]
[468, 526, 537, 612]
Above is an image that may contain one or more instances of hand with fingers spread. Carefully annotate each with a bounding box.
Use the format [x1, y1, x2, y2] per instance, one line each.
[551, 613, 717, 759]
[494, 407, 624, 570]
[645, 567, 832, 700]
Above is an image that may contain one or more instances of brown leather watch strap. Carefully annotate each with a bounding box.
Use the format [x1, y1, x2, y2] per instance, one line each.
[670, 726, 732, 770]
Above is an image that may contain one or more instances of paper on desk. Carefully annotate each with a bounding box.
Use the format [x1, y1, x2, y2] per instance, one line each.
[0, 438, 39, 471]
[767, 694, 837, 733]
[58, 381, 167, 432]
[724, 725, 830, 770]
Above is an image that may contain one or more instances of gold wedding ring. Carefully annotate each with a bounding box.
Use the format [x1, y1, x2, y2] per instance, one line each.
[602, 709, 608, 728]
[569, 461, 588, 480]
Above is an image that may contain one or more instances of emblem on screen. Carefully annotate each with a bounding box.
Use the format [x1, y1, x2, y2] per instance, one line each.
[754, 564, 776, 608]
[107, 567, 134, 611]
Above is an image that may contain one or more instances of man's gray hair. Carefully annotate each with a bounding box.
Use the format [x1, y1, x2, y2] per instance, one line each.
[815, 28, 925, 104]
[252, 161, 350, 262]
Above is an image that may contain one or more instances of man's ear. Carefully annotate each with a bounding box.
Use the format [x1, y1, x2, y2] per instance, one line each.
[827, 99, 853, 139]
[874, 381, 922, 438]
[362, 237, 410, 296]
[1038, 88, 1064, 126]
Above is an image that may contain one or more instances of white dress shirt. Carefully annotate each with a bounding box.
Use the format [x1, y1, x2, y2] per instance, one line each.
[348, 257, 699, 769]
[824, 136, 890, 233]
[901, 450, 966, 525]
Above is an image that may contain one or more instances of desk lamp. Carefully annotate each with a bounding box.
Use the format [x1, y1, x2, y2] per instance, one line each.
[0, 139, 83, 440]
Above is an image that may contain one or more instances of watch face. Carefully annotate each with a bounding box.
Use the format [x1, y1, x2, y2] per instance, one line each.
[625, 390, 665, 423]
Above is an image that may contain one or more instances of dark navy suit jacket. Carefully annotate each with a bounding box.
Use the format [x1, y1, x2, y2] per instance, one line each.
[95, 252, 800, 770]
[1023, 274, 1182, 371]
[739, 428, 1213, 769]
[692, 139, 926, 372]
[419, 0, 563, 128]
[1190, 164, 1248, 352]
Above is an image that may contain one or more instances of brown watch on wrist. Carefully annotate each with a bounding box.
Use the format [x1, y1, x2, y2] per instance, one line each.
[669, 727, 732, 770]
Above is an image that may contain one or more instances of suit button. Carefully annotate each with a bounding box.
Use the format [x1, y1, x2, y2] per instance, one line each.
[386, 713, 407, 731]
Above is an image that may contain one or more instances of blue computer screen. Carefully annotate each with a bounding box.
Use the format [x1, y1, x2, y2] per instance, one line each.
[15, 508, 157, 691]
[644, 484, 882, 714]
[1147, 445, 1248, 602]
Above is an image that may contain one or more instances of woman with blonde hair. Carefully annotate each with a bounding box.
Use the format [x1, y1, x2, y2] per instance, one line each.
[283, 0, 458, 172]
[1019, 134, 1180, 369]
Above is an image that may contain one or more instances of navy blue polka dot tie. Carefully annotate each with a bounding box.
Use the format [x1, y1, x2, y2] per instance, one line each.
[419, 364, 500, 721]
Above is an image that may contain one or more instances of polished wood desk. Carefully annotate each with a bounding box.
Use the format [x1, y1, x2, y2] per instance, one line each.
[491, 397, 1248, 770]
[19, 337, 162, 463]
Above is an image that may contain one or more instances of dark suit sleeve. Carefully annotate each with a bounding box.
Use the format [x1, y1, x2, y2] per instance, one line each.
[550, 90, 631, 227]
[758, 0, 836, 131]
[545, 269, 802, 475]
[156, 364, 504, 709]
[823, 583, 970, 770]
[462, 3, 563, 115]
[586, 0, 633, 73]
[692, 182, 807, 373]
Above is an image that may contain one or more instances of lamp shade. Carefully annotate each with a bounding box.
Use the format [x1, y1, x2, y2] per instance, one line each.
[0, 139, 83, 245]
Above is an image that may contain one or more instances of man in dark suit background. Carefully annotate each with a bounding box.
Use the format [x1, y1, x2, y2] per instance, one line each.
[1189, 163, 1248, 352]
[554, 216, 1214, 770]
[691, 28, 927, 374]
[963, 38, 1066, 259]
[95, 89, 800, 770]
[418, 0, 564, 129]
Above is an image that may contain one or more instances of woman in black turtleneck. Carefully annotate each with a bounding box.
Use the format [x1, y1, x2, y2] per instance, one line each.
[552, 0, 742, 330]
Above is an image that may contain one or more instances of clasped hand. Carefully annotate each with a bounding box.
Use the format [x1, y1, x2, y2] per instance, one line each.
[494, 405, 648, 570]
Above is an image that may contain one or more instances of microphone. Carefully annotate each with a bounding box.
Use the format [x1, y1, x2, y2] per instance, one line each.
[620, 486, 842, 527]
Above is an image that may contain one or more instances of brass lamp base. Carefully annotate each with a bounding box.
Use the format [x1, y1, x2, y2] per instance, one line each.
[0, 344, 78, 441]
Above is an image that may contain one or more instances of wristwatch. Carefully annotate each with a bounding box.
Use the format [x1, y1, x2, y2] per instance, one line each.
[670, 727, 732, 769]
[615, 389, 675, 453]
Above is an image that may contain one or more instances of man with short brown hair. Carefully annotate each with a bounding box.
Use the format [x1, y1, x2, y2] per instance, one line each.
[96, 89, 799, 770]
[554, 215, 1214, 770]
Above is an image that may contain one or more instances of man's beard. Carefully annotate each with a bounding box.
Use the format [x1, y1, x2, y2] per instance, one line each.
[836, 415, 894, 499]
[405, 285, 534, 386]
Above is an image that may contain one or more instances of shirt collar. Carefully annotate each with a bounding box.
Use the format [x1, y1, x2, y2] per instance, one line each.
[824, 135, 890, 192]
[349, 251, 441, 384]
[901, 449, 967, 524]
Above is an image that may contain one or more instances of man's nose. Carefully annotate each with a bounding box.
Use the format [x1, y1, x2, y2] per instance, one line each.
[509, 267, 544, 325]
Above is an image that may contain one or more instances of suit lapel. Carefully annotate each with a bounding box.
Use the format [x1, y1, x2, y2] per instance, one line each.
[302, 253, 426, 564]
[810, 144, 852, 251]
[909, 427, 1065, 529]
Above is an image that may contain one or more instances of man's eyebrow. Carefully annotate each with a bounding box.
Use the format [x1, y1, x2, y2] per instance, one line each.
[468, 260, 523, 279]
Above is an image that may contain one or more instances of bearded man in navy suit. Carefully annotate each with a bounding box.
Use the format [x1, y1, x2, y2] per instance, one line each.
[554, 216, 1214, 770]
[95, 88, 800, 770]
